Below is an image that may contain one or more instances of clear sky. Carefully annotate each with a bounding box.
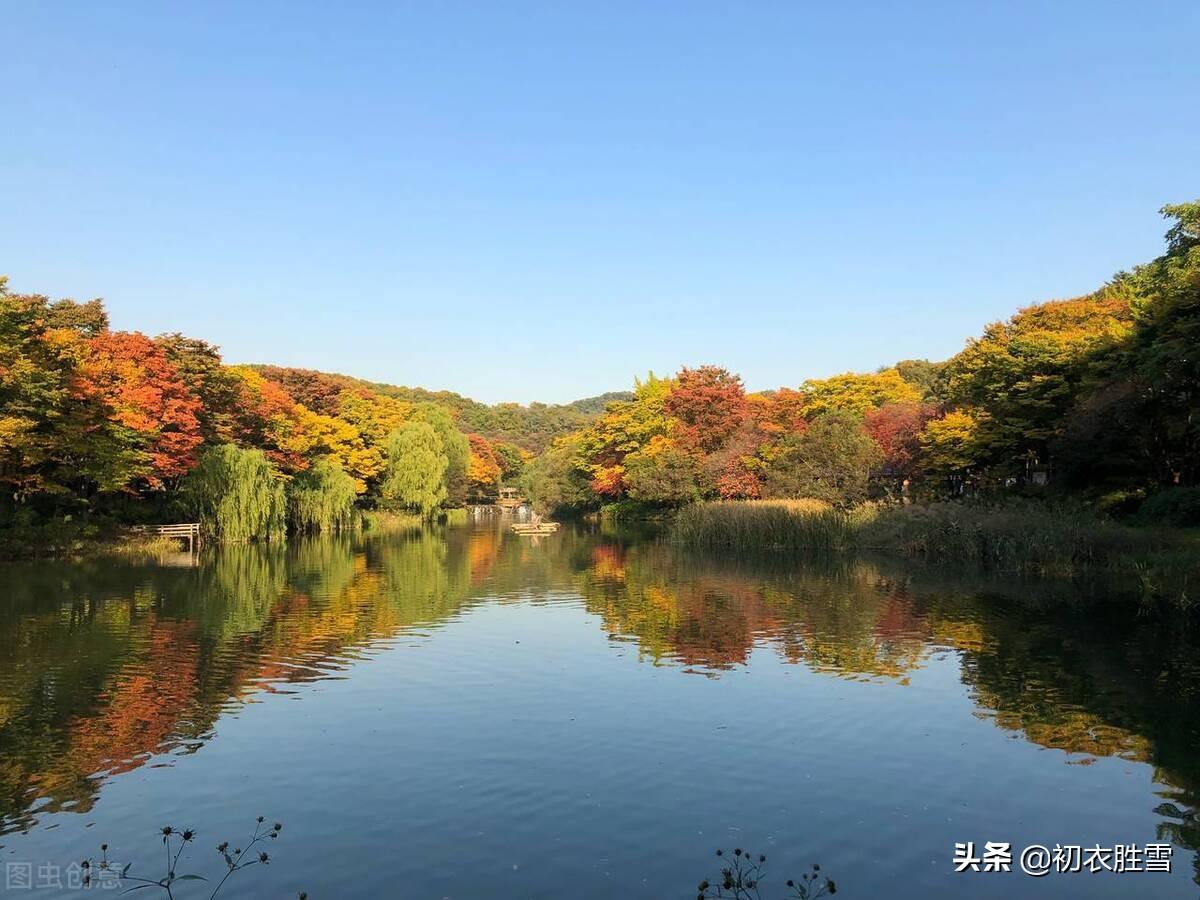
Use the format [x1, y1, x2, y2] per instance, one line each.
[3, 2, 1197, 404]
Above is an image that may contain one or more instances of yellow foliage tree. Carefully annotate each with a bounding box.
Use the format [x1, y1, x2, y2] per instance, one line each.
[800, 369, 921, 417]
[920, 410, 986, 477]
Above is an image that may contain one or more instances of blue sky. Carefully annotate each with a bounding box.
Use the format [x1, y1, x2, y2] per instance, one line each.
[3, 2, 1196, 404]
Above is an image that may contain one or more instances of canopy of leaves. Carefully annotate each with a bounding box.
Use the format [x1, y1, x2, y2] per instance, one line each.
[800, 368, 921, 416]
[941, 291, 1133, 471]
[763, 410, 882, 506]
[519, 433, 595, 514]
[663, 365, 747, 452]
[74, 331, 203, 490]
[623, 438, 702, 505]
[288, 459, 359, 534]
[184, 445, 286, 542]
[381, 421, 448, 519]
[467, 433, 502, 501]
[412, 403, 470, 506]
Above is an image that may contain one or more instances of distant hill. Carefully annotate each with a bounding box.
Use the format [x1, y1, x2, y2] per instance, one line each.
[251, 365, 630, 452]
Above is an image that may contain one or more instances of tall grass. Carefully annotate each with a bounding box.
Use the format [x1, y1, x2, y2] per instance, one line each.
[363, 507, 468, 534]
[362, 509, 425, 534]
[670, 499, 857, 554]
[670, 498, 1197, 590]
[857, 501, 1171, 576]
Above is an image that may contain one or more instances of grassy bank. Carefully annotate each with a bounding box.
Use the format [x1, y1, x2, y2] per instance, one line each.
[361, 507, 468, 535]
[669, 499, 1197, 602]
[0, 521, 189, 562]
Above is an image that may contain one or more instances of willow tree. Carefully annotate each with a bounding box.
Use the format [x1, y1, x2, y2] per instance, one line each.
[288, 459, 360, 533]
[184, 445, 286, 542]
[411, 403, 470, 506]
[381, 421, 448, 519]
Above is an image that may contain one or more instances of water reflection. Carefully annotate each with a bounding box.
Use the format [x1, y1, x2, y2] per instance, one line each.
[0, 525, 1197, 886]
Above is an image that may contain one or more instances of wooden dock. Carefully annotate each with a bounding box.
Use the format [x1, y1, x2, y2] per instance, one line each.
[130, 522, 202, 552]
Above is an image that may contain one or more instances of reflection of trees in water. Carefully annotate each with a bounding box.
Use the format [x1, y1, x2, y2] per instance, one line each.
[0, 529, 481, 834]
[571, 541, 1200, 883]
[949, 600, 1200, 883]
[0, 528, 1198, 883]
[576, 543, 934, 677]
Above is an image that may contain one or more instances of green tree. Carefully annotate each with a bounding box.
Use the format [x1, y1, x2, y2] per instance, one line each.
[941, 290, 1133, 476]
[623, 443, 701, 505]
[520, 434, 595, 514]
[381, 421, 448, 519]
[288, 459, 360, 533]
[412, 403, 470, 506]
[492, 441, 527, 482]
[1120, 200, 1200, 486]
[184, 445, 287, 542]
[893, 358, 945, 402]
[763, 410, 882, 505]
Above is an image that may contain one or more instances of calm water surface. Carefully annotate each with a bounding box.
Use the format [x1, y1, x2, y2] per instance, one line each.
[2, 523, 1198, 898]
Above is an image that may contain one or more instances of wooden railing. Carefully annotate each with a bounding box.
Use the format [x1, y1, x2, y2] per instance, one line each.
[130, 523, 202, 552]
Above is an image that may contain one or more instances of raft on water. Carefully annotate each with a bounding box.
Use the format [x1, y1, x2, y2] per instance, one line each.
[511, 519, 559, 535]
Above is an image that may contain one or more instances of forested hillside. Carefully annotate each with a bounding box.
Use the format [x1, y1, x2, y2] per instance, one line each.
[521, 202, 1199, 520]
[1, 201, 1196, 549]
[251, 365, 628, 453]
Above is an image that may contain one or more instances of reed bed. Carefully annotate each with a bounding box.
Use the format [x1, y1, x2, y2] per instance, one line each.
[670, 499, 856, 554]
[669, 498, 1197, 589]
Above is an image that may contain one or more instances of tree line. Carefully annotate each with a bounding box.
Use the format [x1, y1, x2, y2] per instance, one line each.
[2, 200, 1196, 542]
[0, 297, 540, 541]
[521, 202, 1199, 522]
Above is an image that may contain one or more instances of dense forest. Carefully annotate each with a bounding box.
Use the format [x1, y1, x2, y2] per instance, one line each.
[1, 201, 1196, 548]
[523, 202, 1199, 522]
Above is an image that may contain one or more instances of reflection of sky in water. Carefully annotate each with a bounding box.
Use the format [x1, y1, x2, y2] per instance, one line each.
[0, 525, 1197, 898]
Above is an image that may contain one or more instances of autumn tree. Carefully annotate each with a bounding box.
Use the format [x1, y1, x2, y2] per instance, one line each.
[337, 389, 412, 449]
[919, 410, 985, 482]
[663, 365, 747, 452]
[156, 333, 244, 444]
[864, 402, 939, 483]
[577, 373, 673, 497]
[941, 291, 1133, 476]
[0, 281, 94, 500]
[73, 331, 203, 491]
[800, 369, 921, 417]
[252, 366, 347, 416]
[466, 433, 502, 501]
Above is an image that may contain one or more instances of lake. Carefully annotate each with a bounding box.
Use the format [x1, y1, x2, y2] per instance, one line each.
[2, 522, 1198, 898]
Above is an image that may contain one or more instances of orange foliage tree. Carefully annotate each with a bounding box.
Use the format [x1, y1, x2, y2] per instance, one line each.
[467, 433, 502, 500]
[73, 331, 203, 489]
